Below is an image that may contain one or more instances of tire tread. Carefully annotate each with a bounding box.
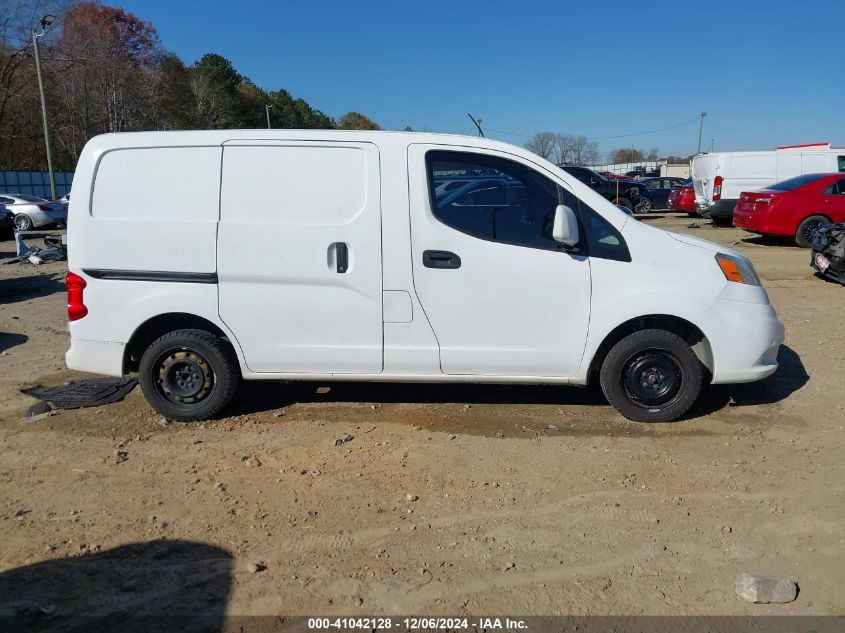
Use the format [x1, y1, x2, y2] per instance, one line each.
[139, 328, 240, 422]
[599, 329, 702, 423]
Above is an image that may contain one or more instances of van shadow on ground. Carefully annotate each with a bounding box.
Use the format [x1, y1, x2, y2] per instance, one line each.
[0, 540, 232, 633]
[227, 345, 808, 424]
[687, 344, 808, 418]
[0, 273, 66, 305]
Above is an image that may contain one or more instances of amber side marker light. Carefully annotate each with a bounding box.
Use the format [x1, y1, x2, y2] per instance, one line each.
[715, 253, 761, 286]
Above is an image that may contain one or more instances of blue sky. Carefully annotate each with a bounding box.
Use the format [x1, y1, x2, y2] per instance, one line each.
[117, 0, 843, 159]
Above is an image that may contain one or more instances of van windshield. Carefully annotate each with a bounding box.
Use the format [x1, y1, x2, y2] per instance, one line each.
[768, 173, 827, 191]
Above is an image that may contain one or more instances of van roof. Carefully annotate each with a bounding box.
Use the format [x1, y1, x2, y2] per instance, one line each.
[81, 129, 524, 155]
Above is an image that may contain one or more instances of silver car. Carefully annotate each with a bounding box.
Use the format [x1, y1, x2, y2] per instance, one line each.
[0, 193, 67, 230]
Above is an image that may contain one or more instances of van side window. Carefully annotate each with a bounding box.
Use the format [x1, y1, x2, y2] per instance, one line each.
[839, 156, 845, 173]
[425, 150, 577, 251]
[578, 203, 632, 263]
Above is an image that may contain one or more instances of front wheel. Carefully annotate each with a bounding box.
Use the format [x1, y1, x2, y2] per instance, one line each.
[795, 215, 828, 248]
[635, 198, 653, 214]
[599, 329, 703, 422]
[139, 328, 241, 422]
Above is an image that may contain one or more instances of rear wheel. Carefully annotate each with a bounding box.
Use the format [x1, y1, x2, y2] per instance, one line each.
[139, 328, 240, 422]
[13, 214, 33, 231]
[599, 329, 702, 422]
[711, 215, 733, 226]
[795, 215, 828, 248]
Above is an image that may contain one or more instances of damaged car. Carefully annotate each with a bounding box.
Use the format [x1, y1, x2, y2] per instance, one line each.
[810, 222, 845, 285]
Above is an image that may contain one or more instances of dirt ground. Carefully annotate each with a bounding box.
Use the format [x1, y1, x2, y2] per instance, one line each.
[0, 213, 843, 621]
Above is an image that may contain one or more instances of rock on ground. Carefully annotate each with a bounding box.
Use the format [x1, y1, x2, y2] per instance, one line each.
[735, 571, 798, 604]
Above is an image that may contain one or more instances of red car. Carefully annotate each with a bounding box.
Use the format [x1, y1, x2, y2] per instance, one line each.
[597, 170, 629, 180]
[668, 183, 697, 215]
[733, 173, 845, 247]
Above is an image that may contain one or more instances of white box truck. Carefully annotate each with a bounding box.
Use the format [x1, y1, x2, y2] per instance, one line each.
[691, 143, 845, 224]
[65, 131, 784, 423]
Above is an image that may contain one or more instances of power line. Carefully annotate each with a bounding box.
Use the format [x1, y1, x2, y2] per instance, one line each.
[485, 117, 700, 141]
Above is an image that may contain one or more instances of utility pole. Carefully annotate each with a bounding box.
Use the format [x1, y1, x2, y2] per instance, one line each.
[265, 104, 272, 129]
[33, 15, 57, 200]
[467, 113, 484, 137]
[697, 111, 707, 154]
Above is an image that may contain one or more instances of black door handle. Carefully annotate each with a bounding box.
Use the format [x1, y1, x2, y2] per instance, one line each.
[423, 250, 461, 269]
[336, 242, 348, 273]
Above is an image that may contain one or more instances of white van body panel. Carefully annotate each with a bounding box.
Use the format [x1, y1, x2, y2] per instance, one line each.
[217, 141, 383, 374]
[87, 146, 220, 272]
[66, 130, 784, 390]
[691, 143, 845, 212]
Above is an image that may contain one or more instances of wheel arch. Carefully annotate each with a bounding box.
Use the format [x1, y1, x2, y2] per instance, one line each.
[586, 314, 713, 384]
[123, 312, 233, 373]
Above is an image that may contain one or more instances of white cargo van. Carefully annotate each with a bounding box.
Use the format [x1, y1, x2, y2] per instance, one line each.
[691, 143, 845, 224]
[66, 131, 784, 423]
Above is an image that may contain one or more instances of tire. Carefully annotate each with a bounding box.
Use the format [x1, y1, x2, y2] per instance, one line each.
[635, 198, 653, 214]
[794, 215, 828, 248]
[13, 214, 33, 231]
[711, 215, 733, 226]
[139, 328, 240, 422]
[599, 329, 703, 423]
[613, 197, 634, 211]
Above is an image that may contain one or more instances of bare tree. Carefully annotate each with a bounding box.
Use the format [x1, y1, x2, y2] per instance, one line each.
[557, 134, 599, 165]
[524, 131, 557, 160]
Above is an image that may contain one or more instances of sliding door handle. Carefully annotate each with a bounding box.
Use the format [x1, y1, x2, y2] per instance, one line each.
[334, 242, 348, 273]
[423, 250, 461, 269]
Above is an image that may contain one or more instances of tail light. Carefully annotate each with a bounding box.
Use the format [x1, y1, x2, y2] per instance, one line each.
[66, 272, 88, 321]
[713, 176, 723, 201]
[38, 204, 52, 211]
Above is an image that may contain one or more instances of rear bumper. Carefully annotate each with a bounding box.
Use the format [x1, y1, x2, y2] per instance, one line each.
[702, 199, 737, 220]
[66, 338, 125, 377]
[697, 300, 785, 384]
[810, 251, 845, 284]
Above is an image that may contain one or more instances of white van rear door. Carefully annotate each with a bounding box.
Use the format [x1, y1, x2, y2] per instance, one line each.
[691, 154, 718, 207]
[217, 142, 383, 374]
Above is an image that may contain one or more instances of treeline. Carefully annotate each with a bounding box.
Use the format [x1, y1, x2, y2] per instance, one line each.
[525, 131, 692, 166]
[0, 1, 381, 171]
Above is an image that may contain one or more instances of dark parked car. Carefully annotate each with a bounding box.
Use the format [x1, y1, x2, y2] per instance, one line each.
[559, 166, 644, 211]
[0, 203, 13, 235]
[810, 222, 845, 284]
[636, 177, 691, 212]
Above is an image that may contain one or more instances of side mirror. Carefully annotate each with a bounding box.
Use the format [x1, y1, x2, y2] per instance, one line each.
[553, 204, 580, 246]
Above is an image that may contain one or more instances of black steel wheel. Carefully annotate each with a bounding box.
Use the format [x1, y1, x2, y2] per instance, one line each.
[599, 329, 702, 422]
[155, 349, 215, 405]
[621, 350, 682, 409]
[139, 329, 240, 422]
